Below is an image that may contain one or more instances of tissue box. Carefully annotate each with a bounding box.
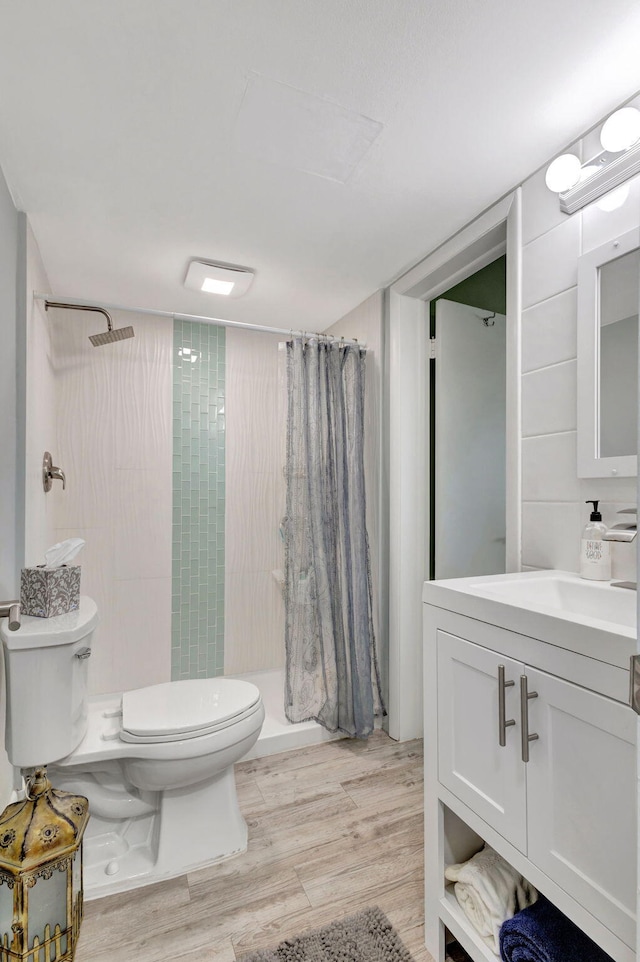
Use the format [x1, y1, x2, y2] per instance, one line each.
[20, 565, 81, 618]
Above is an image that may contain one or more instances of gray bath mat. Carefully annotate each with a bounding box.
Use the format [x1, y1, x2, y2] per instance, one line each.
[238, 906, 416, 962]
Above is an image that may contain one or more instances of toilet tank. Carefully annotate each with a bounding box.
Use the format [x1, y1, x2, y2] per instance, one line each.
[0, 596, 99, 768]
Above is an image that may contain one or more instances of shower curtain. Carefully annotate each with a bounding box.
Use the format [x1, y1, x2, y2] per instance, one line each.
[284, 336, 385, 738]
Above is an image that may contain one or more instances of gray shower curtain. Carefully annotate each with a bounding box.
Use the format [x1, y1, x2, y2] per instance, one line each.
[284, 336, 385, 738]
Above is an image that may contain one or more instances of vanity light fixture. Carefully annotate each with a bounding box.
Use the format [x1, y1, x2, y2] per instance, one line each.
[544, 153, 582, 193]
[600, 107, 640, 153]
[595, 183, 630, 212]
[184, 260, 255, 298]
[545, 106, 640, 214]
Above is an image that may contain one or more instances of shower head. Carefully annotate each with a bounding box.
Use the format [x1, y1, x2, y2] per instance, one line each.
[45, 300, 135, 346]
[89, 325, 135, 347]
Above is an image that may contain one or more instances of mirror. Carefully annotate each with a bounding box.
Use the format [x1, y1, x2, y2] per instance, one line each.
[599, 249, 639, 458]
[577, 228, 640, 478]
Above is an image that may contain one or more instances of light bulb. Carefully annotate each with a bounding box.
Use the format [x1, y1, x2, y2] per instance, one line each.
[201, 278, 235, 295]
[578, 164, 600, 183]
[600, 107, 640, 152]
[545, 153, 581, 193]
[596, 184, 630, 212]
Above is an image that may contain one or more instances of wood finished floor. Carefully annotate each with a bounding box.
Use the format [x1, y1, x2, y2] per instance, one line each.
[75, 732, 450, 962]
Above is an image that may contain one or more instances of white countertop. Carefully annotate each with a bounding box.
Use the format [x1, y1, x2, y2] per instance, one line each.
[423, 570, 636, 671]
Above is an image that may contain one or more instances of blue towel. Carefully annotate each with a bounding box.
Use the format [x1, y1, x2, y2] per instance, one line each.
[499, 897, 613, 962]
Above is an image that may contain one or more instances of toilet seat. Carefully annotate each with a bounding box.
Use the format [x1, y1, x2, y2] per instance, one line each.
[120, 678, 261, 744]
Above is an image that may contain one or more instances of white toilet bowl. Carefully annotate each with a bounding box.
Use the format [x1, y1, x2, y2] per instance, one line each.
[0, 599, 264, 897]
[51, 677, 265, 896]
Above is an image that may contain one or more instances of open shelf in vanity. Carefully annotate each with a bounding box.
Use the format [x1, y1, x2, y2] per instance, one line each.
[442, 887, 498, 962]
[423, 571, 637, 962]
[438, 806, 501, 962]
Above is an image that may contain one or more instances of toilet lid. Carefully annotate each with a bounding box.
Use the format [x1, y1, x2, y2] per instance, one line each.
[121, 679, 261, 741]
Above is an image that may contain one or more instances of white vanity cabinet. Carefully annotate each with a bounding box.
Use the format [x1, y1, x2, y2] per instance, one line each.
[526, 667, 636, 948]
[437, 633, 526, 852]
[424, 575, 637, 962]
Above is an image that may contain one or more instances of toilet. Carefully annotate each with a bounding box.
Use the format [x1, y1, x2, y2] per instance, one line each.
[0, 596, 265, 896]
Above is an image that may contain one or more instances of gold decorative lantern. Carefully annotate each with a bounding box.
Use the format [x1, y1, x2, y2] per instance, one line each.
[0, 768, 89, 962]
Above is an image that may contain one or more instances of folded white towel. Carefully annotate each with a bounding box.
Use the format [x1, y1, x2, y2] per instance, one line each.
[445, 844, 538, 952]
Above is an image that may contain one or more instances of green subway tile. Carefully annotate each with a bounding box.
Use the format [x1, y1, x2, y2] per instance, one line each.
[172, 319, 224, 681]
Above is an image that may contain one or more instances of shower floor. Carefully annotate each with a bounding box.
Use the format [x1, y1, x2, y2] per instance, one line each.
[230, 667, 342, 758]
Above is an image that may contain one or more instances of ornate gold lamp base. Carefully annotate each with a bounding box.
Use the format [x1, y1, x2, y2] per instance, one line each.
[0, 767, 89, 961]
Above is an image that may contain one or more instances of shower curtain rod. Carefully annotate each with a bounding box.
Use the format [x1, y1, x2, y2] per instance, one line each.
[33, 292, 365, 348]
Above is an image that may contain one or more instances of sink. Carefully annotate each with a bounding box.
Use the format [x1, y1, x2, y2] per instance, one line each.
[423, 570, 636, 671]
[464, 572, 636, 630]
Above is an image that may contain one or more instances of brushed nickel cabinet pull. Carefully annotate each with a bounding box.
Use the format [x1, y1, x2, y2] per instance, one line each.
[629, 655, 640, 714]
[520, 675, 539, 762]
[498, 664, 515, 746]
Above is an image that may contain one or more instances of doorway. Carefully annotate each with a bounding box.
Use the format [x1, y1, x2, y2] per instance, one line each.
[431, 256, 507, 580]
[386, 189, 520, 740]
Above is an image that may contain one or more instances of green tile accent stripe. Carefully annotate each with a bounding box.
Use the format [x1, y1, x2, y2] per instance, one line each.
[171, 320, 225, 679]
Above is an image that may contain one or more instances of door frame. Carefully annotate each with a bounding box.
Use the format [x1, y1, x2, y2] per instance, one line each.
[385, 189, 522, 740]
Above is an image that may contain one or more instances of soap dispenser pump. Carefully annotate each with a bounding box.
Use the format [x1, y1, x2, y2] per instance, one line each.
[580, 500, 611, 581]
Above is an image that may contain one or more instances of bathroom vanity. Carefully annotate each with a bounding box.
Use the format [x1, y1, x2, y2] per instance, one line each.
[423, 570, 637, 962]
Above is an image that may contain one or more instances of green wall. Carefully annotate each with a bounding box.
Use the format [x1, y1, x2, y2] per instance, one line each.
[433, 255, 506, 320]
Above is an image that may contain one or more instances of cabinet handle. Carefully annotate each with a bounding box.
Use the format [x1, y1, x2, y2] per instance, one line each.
[629, 655, 640, 714]
[498, 665, 515, 746]
[520, 675, 539, 762]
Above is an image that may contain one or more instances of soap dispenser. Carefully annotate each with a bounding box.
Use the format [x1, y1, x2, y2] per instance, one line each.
[580, 500, 611, 581]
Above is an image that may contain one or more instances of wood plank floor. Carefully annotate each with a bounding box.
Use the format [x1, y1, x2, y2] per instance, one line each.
[75, 732, 454, 962]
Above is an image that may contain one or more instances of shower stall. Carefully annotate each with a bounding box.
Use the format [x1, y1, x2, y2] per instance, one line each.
[24, 278, 382, 757]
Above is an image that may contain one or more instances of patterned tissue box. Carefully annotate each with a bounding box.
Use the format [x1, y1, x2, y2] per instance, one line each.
[20, 565, 81, 618]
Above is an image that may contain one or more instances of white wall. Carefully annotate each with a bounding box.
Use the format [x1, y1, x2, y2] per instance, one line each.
[224, 328, 285, 675]
[0, 164, 19, 805]
[48, 309, 173, 694]
[0, 168, 18, 598]
[520, 99, 640, 582]
[24, 222, 56, 564]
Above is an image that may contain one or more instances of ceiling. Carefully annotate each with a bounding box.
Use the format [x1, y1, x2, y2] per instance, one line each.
[1, 0, 640, 330]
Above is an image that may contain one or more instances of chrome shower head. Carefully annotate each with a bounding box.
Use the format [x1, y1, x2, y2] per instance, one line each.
[45, 300, 135, 346]
[89, 325, 135, 347]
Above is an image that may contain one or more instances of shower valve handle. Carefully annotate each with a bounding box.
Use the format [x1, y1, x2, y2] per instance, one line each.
[43, 452, 66, 492]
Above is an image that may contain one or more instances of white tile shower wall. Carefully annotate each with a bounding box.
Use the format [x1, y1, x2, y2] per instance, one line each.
[50, 309, 173, 694]
[24, 221, 56, 564]
[224, 328, 285, 675]
[520, 96, 640, 582]
[324, 291, 384, 698]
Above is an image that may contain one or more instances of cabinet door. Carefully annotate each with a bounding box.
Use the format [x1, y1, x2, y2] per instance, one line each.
[526, 668, 637, 949]
[437, 631, 526, 851]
